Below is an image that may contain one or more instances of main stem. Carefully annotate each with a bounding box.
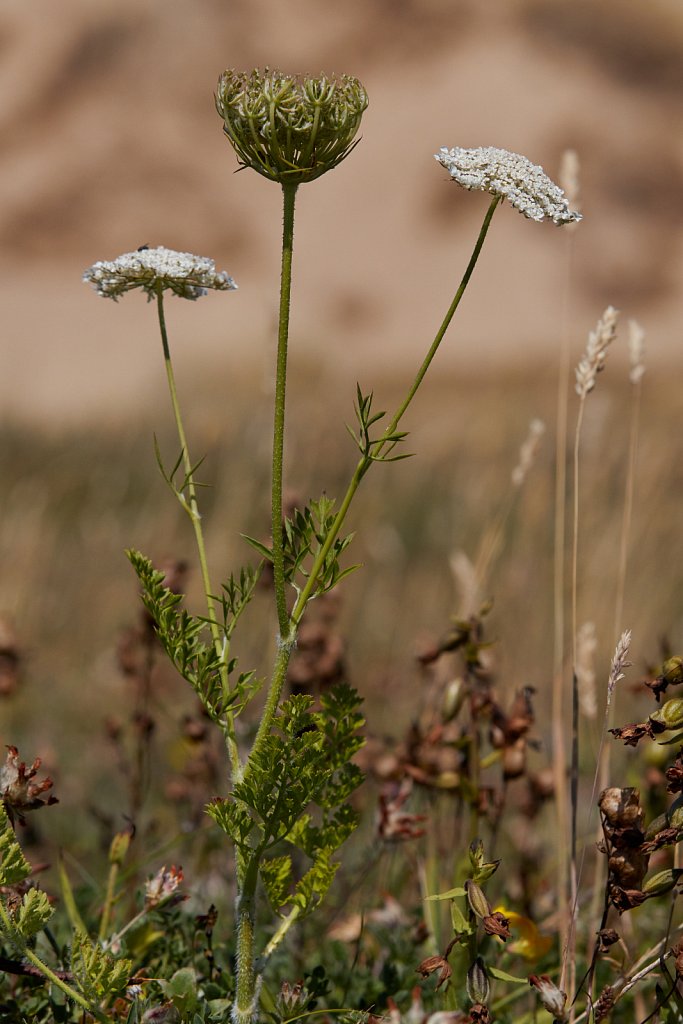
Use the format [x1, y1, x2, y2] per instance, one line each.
[156, 289, 240, 781]
[233, 858, 260, 1024]
[251, 194, 499, 764]
[271, 182, 298, 638]
[236, 194, 499, 1024]
[233, 182, 298, 1024]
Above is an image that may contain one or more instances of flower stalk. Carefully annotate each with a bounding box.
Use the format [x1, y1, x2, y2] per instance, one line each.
[271, 182, 298, 637]
[155, 287, 242, 781]
[289, 193, 501, 628]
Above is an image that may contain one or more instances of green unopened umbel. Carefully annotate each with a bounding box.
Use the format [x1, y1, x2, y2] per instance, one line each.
[216, 68, 368, 184]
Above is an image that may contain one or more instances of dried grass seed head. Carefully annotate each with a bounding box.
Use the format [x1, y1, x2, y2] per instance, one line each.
[435, 146, 582, 225]
[511, 418, 545, 487]
[216, 68, 368, 184]
[576, 621, 597, 720]
[575, 306, 619, 398]
[83, 247, 237, 301]
[608, 629, 632, 705]
[628, 319, 646, 384]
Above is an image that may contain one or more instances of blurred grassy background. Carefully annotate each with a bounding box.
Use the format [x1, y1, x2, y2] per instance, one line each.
[0, 0, 682, 880]
[1, 356, 680, 852]
[2, 0, 683, 421]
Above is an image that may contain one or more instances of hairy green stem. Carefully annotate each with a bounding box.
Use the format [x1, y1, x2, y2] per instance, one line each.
[234, 193, 499, 1024]
[233, 860, 260, 1024]
[156, 288, 241, 781]
[272, 182, 298, 637]
[242, 635, 295, 787]
[231, 182, 298, 1024]
[290, 195, 500, 625]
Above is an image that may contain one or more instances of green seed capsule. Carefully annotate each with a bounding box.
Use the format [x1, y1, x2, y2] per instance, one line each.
[642, 868, 682, 896]
[663, 657, 683, 685]
[465, 879, 491, 919]
[466, 957, 490, 1005]
[669, 797, 683, 829]
[650, 698, 683, 731]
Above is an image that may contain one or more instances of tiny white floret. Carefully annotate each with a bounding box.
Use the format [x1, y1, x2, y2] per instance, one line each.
[83, 246, 237, 301]
[435, 146, 582, 225]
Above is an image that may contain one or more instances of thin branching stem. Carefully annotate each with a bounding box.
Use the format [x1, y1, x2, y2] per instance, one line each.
[156, 287, 240, 781]
[290, 194, 501, 627]
[572, 939, 681, 1024]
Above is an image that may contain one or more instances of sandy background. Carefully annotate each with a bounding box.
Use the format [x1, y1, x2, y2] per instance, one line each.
[1, 0, 682, 425]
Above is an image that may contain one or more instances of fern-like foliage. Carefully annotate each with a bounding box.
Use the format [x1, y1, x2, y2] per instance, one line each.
[246, 497, 360, 601]
[0, 816, 53, 947]
[209, 683, 364, 916]
[259, 855, 293, 912]
[0, 805, 31, 887]
[13, 889, 54, 940]
[70, 930, 132, 1005]
[289, 848, 339, 915]
[218, 565, 262, 641]
[127, 550, 261, 728]
[347, 385, 411, 463]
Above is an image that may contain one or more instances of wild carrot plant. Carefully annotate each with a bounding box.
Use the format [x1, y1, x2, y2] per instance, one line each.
[16, 63, 683, 1024]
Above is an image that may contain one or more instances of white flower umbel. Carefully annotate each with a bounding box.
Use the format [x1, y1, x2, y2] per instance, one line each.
[83, 246, 237, 301]
[435, 146, 582, 225]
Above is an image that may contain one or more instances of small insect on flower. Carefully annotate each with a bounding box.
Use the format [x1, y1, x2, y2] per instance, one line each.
[435, 146, 582, 225]
[83, 247, 237, 302]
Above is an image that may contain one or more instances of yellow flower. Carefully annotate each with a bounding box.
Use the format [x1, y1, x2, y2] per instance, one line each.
[493, 907, 552, 961]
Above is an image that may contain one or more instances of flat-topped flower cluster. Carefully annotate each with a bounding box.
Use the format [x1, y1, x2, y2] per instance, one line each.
[83, 246, 237, 301]
[435, 146, 582, 225]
